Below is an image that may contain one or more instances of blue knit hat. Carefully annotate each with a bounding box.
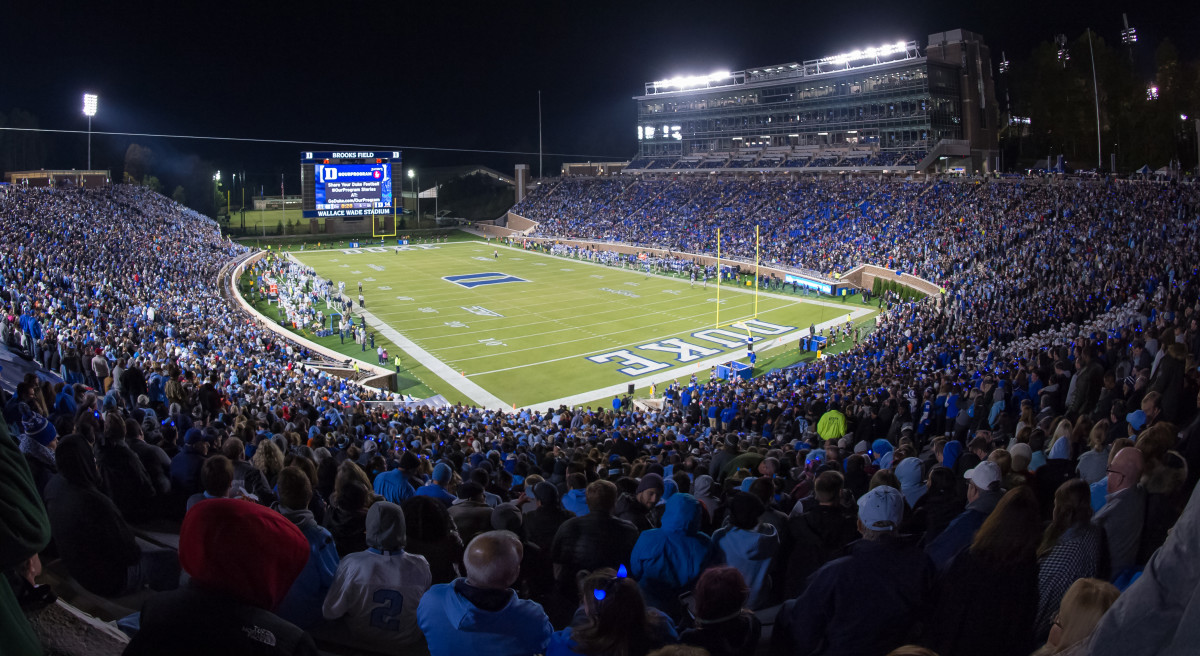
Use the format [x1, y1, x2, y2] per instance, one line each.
[22, 412, 57, 446]
[432, 462, 452, 484]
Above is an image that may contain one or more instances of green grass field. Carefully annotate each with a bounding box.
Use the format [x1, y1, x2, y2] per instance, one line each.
[283, 241, 876, 409]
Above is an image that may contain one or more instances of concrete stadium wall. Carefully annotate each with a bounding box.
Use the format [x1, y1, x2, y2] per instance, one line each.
[840, 264, 942, 297]
[472, 222, 521, 238]
[226, 252, 397, 390]
[506, 212, 539, 233]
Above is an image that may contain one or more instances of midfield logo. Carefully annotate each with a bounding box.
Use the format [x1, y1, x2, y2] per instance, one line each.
[443, 272, 528, 289]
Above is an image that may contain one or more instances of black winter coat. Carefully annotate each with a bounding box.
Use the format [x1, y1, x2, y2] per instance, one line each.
[125, 585, 318, 656]
[551, 511, 638, 598]
[927, 550, 1038, 656]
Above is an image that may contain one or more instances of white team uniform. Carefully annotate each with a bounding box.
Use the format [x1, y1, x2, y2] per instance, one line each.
[322, 549, 433, 653]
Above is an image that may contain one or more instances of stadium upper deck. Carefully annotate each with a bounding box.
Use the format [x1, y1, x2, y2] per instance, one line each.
[632, 29, 999, 174]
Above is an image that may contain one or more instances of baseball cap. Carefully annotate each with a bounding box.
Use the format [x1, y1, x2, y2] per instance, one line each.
[964, 461, 1002, 491]
[1126, 409, 1147, 431]
[857, 486, 903, 531]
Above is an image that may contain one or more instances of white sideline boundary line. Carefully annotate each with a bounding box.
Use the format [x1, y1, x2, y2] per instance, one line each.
[293, 240, 876, 410]
[357, 308, 510, 411]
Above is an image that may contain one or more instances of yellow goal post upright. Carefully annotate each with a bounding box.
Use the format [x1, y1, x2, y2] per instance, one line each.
[372, 198, 399, 239]
[754, 223, 760, 320]
[715, 228, 721, 329]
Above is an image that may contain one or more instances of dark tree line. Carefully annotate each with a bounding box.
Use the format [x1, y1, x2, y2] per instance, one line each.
[1002, 33, 1200, 172]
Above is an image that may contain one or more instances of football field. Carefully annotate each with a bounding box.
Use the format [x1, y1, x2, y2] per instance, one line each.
[290, 241, 874, 409]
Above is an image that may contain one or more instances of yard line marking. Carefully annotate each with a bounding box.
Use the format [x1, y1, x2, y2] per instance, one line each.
[356, 308, 509, 410]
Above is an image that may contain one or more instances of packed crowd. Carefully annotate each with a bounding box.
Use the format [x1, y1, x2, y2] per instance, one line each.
[1, 179, 1199, 656]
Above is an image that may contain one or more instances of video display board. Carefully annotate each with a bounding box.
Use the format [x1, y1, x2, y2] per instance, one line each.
[314, 163, 392, 211]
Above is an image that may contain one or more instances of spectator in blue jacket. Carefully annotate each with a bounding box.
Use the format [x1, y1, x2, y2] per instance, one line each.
[711, 492, 780, 610]
[629, 493, 712, 619]
[169, 428, 209, 498]
[415, 462, 456, 507]
[417, 530, 552, 656]
[274, 466, 340, 630]
[372, 450, 420, 504]
[561, 473, 590, 517]
[925, 460, 1004, 572]
[777, 485, 934, 656]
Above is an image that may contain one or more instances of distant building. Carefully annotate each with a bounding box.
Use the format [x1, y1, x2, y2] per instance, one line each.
[4, 170, 111, 188]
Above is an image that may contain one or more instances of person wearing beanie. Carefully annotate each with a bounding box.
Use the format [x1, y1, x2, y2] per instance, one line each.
[125, 498, 317, 656]
[776, 485, 933, 656]
[323, 501, 432, 653]
[524, 481, 576, 556]
[449, 481, 493, 545]
[18, 410, 58, 499]
[170, 427, 210, 500]
[711, 492, 780, 610]
[615, 473, 664, 532]
[416, 462, 456, 507]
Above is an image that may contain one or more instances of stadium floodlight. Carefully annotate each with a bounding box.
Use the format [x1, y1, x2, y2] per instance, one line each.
[1055, 35, 1070, 67]
[1182, 114, 1189, 121]
[652, 70, 732, 91]
[82, 94, 98, 170]
[1146, 85, 1159, 101]
[999, 51, 1010, 74]
[1121, 13, 1137, 46]
[821, 41, 908, 66]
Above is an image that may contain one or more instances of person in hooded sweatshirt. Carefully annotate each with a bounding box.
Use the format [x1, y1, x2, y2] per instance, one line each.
[711, 492, 780, 610]
[45, 435, 180, 598]
[97, 412, 156, 523]
[322, 501, 432, 654]
[417, 529, 553, 656]
[124, 498, 318, 656]
[903, 466, 963, 545]
[896, 456, 928, 509]
[274, 466, 340, 630]
[692, 474, 721, 531]
[629, 493, 713, 619]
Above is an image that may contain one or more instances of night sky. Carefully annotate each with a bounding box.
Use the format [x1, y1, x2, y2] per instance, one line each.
[2, 0, 1197, 190]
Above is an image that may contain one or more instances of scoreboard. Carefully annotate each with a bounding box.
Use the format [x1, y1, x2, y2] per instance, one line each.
[300, 151, 401, 219]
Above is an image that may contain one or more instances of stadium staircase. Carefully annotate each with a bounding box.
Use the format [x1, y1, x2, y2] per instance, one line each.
[915, 139, 970, 170]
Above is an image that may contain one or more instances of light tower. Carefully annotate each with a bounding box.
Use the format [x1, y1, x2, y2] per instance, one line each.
[1055, 35, 1070, 68]
[82, 94, 98, 169]
[1120, 13, 1137, 61]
